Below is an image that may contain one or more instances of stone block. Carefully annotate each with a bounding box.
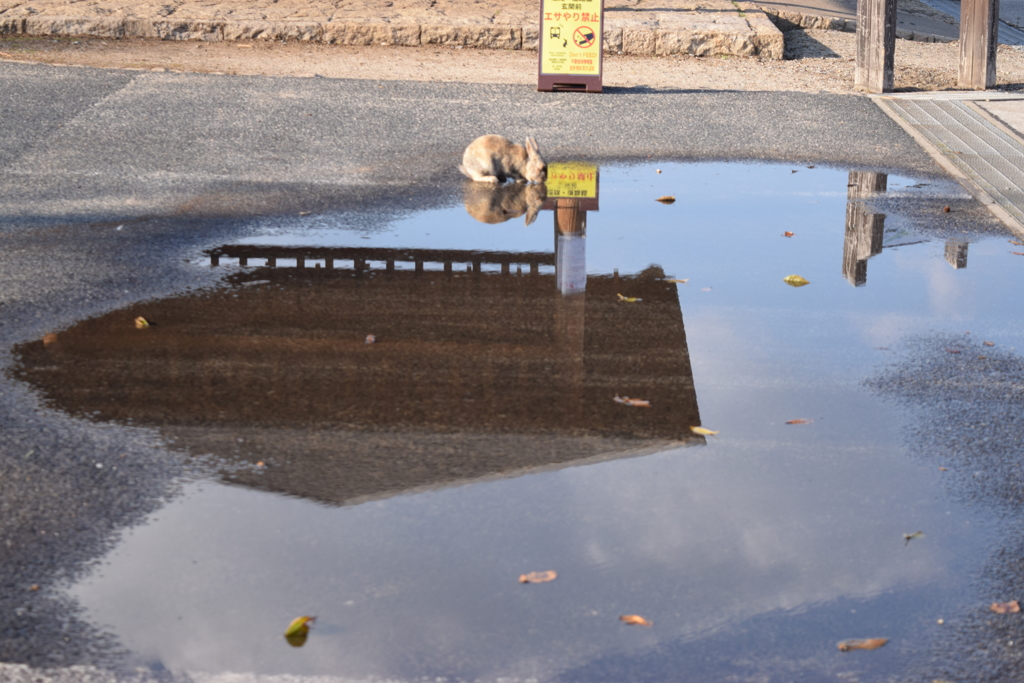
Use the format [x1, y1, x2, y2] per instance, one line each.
[322, 22, 421, 46]
[150, 20, 225, 41]
[0, 17, 26, 34]
[622, 28, 657, 54]
[421, 24, 520, 49]
[603, 27, 623, 52]
[24, 16, 127, 38]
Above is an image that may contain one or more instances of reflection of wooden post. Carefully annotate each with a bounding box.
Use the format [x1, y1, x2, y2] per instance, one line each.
[555, 199, 587, 296]
[843, 171, 887, 286]
[555, 201, 587, 422]
[855, 0, 896, 92]
[960, 0, 999, 89]
[945, 240, 969, 268]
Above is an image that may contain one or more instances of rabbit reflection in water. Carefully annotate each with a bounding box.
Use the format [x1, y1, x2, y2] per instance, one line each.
[463, 181, 547, 226]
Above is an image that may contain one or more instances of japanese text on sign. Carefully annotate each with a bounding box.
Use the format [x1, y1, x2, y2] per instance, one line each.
[540, 0, 601, 76]
[546, 162, 598, 198]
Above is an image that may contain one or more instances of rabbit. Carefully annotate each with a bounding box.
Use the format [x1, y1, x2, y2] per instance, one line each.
[463, 180, 547, 226]
[459, 135, 547, 184]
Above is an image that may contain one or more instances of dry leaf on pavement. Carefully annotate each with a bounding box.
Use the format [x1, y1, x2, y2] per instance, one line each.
[619, 615, 653, 626]
[785, 419, 813, 425]
[991, 600, 1020, 614]
[837, 638, 888, 651]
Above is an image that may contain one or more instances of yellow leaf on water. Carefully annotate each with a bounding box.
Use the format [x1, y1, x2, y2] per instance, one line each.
[617, 293, 641, 303]
[690, 426, 719, 437]
[782, 275, 810, 287]
[519, 570, 558, 584]
[134, 317, 150, 329]
[837, 638, 889, 651]
[42, 334, 58, 347]
[284, 616, 316, 638]
[620, 614, 653, 627]
[655, 196, 676, 204]
[614, 395, 651, 407]
[991, 600, 1020, 614]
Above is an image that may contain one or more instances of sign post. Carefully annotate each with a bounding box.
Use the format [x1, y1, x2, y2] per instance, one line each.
[538, 0, 604, 93]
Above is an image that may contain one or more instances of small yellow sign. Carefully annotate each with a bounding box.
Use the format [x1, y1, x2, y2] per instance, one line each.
[540, 0, 602, 76]
[546, 162, 598, 198]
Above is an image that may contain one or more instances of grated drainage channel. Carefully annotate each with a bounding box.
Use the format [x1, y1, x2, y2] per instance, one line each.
[876, 95, 1024, 232]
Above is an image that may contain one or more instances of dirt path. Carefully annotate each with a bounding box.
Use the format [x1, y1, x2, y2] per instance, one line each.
[3, 30, 1024, 93]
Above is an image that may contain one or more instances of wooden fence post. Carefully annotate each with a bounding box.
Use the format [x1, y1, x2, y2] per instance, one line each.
[855, 0, 896, 93]
[960, 0, 999, 89]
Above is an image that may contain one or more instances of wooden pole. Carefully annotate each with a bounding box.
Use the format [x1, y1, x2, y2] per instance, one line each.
[855, 0, 896, 93]
[960, 0, 999, 89]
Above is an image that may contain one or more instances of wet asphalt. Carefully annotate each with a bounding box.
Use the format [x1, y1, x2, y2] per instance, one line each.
[1, 59, 1022, 681]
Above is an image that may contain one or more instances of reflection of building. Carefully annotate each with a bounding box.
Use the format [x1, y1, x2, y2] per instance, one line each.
[842, 171, 886, 286]
[944, 240, 969, 269]
[15, 247, 701, 507]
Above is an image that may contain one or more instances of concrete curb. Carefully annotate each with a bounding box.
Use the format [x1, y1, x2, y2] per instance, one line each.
[0, 10, 785, 59]
[759, 6, 956, 43]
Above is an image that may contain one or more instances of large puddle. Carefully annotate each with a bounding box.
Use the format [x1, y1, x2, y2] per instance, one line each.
[13, 162, 1024, 681]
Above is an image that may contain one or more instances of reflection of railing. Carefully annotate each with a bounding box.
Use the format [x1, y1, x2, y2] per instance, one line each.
[206, 246, 555, 276]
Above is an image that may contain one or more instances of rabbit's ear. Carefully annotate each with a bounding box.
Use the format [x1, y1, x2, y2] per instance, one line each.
[525, 137, 539, 156]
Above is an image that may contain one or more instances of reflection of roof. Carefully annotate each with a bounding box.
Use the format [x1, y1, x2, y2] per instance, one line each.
[15, 255, 702, 506]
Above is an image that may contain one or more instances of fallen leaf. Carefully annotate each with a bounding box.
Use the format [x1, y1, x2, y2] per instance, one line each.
[943, 206, 951, 213]
[617, 293, 641, 303]
[690, 426, 719, 437]
[1010, 240, 1024, 246]
[614, 395, 651, 407]
[983, 341, 995, 346]
[134, 316, 150, 329]
[991, 600, 1020, 614]
[29, 584, 39, 591]
[42, 334, 58, 347]
[783, 231, 795, 237]
[1013, 252, 1024, 256]
[299, 211, 312, 216]
[365, 334, 376, 344]
[256, 461, 266, 468]
[655, 196, 676, 204]
[837, 638, 889, 652]
[0, 51, 14, 59]
[519, 570, 558, 584]
[791, 170, 798, 173]
[782, 274, 810, 287]
[236, 43, 254, 48]
[665, 279, 689, 284]
[945, 348, 962, 354]
[655, 169, 662, 174]
[284, 616, 316, 646]
[978, 356, 988, 360]
[807, 165, 816, 169]
[620, 614, 653, 627]
[904, 531, 924, 545]
[785, 419, 813, 425]
[939, 467, 948, 471]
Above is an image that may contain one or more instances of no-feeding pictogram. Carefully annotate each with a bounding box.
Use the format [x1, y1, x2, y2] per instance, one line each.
[573, 26, 596, 48]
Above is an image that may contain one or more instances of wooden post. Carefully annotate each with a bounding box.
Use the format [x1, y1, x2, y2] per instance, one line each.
[960, 0, 999, 89]
[855, 0, 896, 93]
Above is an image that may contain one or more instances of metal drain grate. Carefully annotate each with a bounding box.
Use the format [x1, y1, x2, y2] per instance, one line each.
[877, 97, 1024, 228]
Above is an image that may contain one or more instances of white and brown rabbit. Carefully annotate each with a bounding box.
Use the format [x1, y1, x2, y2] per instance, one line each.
[459, 135, 547, 184]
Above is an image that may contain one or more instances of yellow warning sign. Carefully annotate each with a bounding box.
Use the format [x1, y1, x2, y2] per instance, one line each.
[545, 162, 598, 198]
[540, 0, 602, 76]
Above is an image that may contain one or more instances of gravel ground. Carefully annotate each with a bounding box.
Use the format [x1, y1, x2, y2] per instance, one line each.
[3, 28, 1024, 93]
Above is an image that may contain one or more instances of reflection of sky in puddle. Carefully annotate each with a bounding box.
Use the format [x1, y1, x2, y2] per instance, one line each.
[64, 162, 1024, 681]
